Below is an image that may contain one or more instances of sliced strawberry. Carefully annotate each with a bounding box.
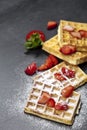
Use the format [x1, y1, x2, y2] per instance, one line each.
[38, 54, 58, 71]
[70, 31, 81, 39]
[79, 30, 87, 38]
[37, 64, 48, 71]
[45, 56, 53, 69]
[63, 25, 74, 32]
[62, 67, 75, 78]
[38, 92, 50, 104]
[55, 102, 69, 111]
[60, 45, 76, 55]
[38, 55, 53, 71]
[49, 54, 59, 66]
[54, 73, 66, 81]
[61, 85, 74, 98]
[47, 98, 55, 107]
[47, 21, 58, 30]
[24, 62, 37, 75]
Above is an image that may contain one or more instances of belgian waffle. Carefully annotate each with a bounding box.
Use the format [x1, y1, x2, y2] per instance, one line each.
[58, 20, 87, 52]
[24, 80, 81, 125]
[24, 62, 87, 125]
[42, 35, 87, 65]
[34, 62, 87, 89]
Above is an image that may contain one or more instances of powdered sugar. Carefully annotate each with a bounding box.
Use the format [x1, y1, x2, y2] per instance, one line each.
[3, 62, 87, 130]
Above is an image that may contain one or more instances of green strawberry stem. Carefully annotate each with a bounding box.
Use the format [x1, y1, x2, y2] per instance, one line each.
[24, 33, 43, 50]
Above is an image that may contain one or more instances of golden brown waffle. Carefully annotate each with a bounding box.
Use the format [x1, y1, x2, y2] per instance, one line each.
[24, 80, 81, 125]
[42, 35, 87, 65]
[58, 20, 87, 52]
[34, 62, 87, 89]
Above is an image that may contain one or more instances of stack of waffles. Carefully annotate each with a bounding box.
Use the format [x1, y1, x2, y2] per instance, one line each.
[24, 20, 87, 125]
[43, 20, 87, 65]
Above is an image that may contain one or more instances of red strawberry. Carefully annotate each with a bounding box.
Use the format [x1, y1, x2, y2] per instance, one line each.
[62, 67, 75, 78]
[54, 73, 66, 81]
[37, 64, 48, 71]
[49, 54, 59, 66]
[61, 85, 74, 98]
[24, 62, 37, 75]
[70, 31, 81, 39]
[26, 30, 45, 42]
[55, 102, 69, 110]
[63, 25, 74, 32]
[47, 98, 55, 107]
[45, 56, 53, 69]
[38, 54, 59, 71]
[60, 45, 76, 55]
[47, 21, 58, 30]
[79, 30, 87, 38]
[38, 92, 50, 104]
[38, 55, 53, 71]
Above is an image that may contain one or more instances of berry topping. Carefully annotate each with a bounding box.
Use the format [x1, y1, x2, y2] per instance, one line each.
[61, 85, 74, 98]
[79, 30, 87, 38]
[54, 73, 66, 81]
[62, 67, 75, 78]
[55, 102, 69, 111]
[70, 31, 81, 39]
[38, 92, 50, 104]
[63, 25, 74, 32]
[47, 98, 55, 107]
[60, 45, 76, 55]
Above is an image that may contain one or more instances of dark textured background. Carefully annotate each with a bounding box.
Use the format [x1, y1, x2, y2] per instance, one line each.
[0, 0, 87, 130]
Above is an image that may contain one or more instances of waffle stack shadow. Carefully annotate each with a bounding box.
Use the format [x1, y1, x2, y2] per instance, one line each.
[24, 62, 87, 125]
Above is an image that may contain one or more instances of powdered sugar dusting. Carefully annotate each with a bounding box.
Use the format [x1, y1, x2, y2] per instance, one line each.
[72, 87, 87, 129]
[4, 61, 87, 130]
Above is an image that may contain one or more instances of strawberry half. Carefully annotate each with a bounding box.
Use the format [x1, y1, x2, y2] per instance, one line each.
[49, 54, 59, 66]
[24, 62, 37, 75]
[63, 25, 74, 32]
[79, 30, 87, 38]
[37, 64, 48, 71]
[47, 21, 58, 30]
[38, 54, 58, 71]
[54, 73, 66, 81]
[60, 45, 76, 55]
[62, 67, 75, 78]
[45, 56, 53, 69]
[70, 31, 81, 39]
[55, 102, 69, 111]
[38, 92, 50, 104]
[37, 57, 53, 71]
[47, 98, 55, 107]
[61, 85, 74, 98]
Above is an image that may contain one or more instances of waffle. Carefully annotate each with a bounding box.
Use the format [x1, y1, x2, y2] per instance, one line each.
[24, 80, 81, 125]
[42, 35, 87, 65]
[58, 20, 87, 52]
[34, 62, 87, 89]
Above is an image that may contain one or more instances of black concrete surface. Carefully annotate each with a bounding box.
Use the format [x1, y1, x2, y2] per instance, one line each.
[0, 0, 87, 130]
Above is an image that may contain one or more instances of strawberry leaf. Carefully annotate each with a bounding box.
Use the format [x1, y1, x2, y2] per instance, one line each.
[24, 33, 43, 50]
